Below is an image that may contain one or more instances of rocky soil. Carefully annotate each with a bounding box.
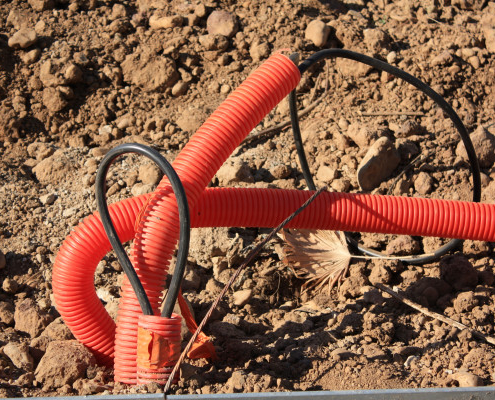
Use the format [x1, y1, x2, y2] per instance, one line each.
[2, 0, 495, 397]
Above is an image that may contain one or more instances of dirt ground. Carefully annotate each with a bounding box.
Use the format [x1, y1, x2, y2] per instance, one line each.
[2, 0, 495, 397]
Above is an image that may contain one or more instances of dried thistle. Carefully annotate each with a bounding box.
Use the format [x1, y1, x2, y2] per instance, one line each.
[279, 229, 352, 295]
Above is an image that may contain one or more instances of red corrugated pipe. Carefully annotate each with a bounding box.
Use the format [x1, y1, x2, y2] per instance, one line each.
[52, 52, 495, 384]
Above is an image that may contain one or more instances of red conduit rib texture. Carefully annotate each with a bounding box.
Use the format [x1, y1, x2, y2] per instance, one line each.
[53, 193, 151, 367]
[192, 188, 495, 241]
[114, 53, 301, 383]
[53, 187, 495, 371]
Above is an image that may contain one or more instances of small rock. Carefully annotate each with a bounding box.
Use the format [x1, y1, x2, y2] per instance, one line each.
[431, 50, 454, 66]
[339, 274, 369, 299]
[404, 355, 418, 368]
[16, 372, 34, 386]
[207, 10, 238, 38]
[363, 28, 390, 53]
[14, 298, 54, 338]
[305, 20, 330, 47]
[316, 165, 337, 183]
[453, 371, 483, 387]
[397, 120, 423, 137]
[8, 28, 37, 49]
[386, 236, 420, 256]
[233, 289, 252, 307]
[215, 159, 253, 185]
[41, 317, 74, 341]
[28, 0, 54, 11]
[220, 84, 231, 94]
[456, 126, 495, 168]
[35, 340, 96, 389]
[345, 123, 377, 147]
[172, 81, 188, 97]
[414, 172, 434, 195]
[440, 255, 478, 290]
[64, 63, 83, 84]
[227, 371, 246, 391]
[21, 48, 41, 65]
[7, 10, 31, 29]
[42, 87, 68, 113]
[2, 278, 19, 293]
[270, 164, 291, 180]
[205, 278, 223, 294]
[121, 54, 178, 92]
[33, 153, 74, 185]
[131, 183, 154, 196]
[0, 301, 14, 325]
[453, 292, 478, 313]
[116, 114, 135, 130]
[249, 41, 271, 62]
[468, 55, 480, 69]
[357, 137, 400, 191]
[138, 164, 161, 185]
[199, 34, 229, 51]
[149, 14, 183, 29]
[369, 263, 392, 285]
[195, 3, 207, 17]
[3, 342, 34, 371]
[0, 250, 5, 269]
[386, 51, 397, 64]
[483, 28, 495, 53]
[111, 4, 127, 20]
[40, 193, 56, 205]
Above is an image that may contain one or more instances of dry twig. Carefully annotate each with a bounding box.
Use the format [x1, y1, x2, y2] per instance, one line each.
[374, 282, 495, 346]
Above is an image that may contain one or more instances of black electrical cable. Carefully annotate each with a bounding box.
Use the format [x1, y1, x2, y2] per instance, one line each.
[95, 143, 190, 317]
[290, 49, 481, 264]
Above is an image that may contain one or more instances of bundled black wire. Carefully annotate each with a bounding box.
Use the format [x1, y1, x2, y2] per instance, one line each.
[95, 143, 189, 317]
[290, 49, 481, 264]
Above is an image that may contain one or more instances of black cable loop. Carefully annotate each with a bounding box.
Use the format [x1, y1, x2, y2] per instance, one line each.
[95, 143, 190, 317]
[290, 49, 481, 264]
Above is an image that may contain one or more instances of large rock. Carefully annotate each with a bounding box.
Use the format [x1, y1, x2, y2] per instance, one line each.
[121, 54, 178, 92]
[357, 137, 400, 190]
[206, 10, 238, 38]
[14, 298, 53, 338]
[456, 126, 495, 168]
[305, 20, 330, 47]
[8, 28, 37, 49]
[35, 340, 96, 388]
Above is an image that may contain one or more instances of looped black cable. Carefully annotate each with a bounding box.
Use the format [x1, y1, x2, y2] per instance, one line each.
[290, 49, 481, 264]
[95, 143, 190, 317]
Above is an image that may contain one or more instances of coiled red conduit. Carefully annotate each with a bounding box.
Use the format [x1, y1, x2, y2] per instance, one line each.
[52, 52, 495, 383]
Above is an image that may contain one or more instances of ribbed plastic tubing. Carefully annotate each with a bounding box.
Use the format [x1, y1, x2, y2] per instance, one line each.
[53, 186, 495, 366]
[52, 52, 495, 383]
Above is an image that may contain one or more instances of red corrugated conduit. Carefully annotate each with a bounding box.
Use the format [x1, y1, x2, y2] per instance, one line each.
[53, 187, 495, 370]
[52, 52, 495, 385]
